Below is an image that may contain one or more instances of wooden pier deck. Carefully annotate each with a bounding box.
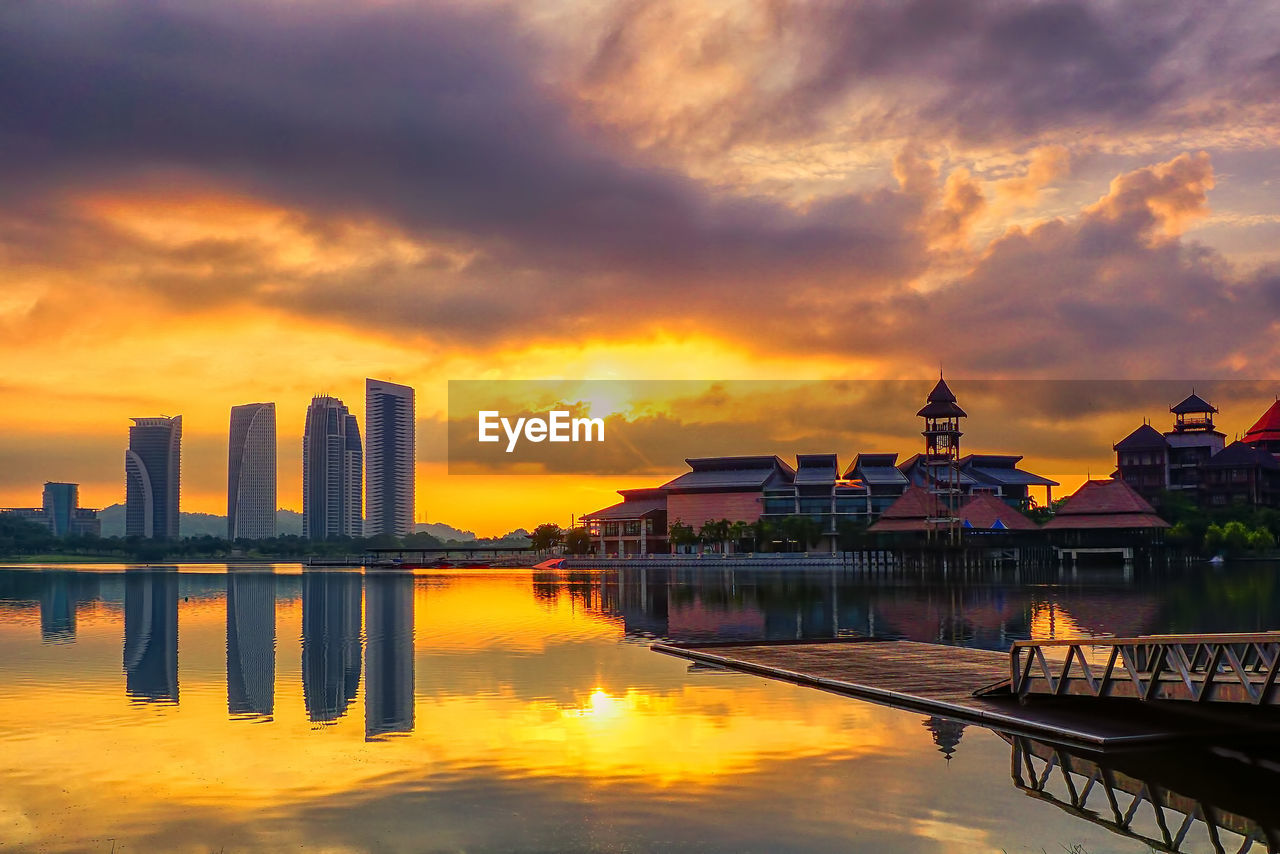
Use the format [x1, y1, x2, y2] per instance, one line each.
[652, 638, 1280, 748]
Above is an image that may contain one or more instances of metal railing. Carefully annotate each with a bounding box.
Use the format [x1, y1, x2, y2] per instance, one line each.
[1010, 632, 1280, 705]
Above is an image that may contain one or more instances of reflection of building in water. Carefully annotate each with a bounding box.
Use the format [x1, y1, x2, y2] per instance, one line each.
[123, 569, 179, 703]
[302, 571, 362, 723]
[364, 573, 415, 740]
[39, 571, 77, 643]
[227, 572, 276, 718]
[599, 567, 669, 637]
[922, 716, 966, 761]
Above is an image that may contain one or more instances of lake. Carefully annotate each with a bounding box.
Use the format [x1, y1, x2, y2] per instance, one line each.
[1, 562, 1278, 853]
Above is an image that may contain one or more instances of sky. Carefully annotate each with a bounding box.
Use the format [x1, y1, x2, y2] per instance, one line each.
[3, 0, 1280, 535]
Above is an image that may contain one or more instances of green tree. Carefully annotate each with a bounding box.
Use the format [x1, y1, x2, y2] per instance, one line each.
[1223, 520, 1251, 555]
[529, 523, 563, 554]
[668, 520, 698, 553]
[727, 520, 748, 553]
[751, 518, 776, 552]
[563, 527, 593, 555]
[1248, 527, 1276, 551]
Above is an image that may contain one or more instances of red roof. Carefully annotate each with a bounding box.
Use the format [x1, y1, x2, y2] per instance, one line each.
[1042, 479, 1169, 530]
[869, 486, 944, 532]
[956, 494, 1039, 531]
[1244, 399, 1280, 444]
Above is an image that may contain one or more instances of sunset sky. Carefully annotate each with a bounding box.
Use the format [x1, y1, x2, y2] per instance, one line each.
[4, 0, 1280, 535]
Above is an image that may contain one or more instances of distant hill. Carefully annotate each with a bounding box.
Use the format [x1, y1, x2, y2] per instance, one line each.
[98, 504, 303, 538]
[415, 522, 477, 541]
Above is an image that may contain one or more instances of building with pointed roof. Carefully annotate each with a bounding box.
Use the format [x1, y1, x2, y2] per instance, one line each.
[1243, 399, 1280, 455]
[581, 487, 669, 556]
[1042, 478, 1168, 533]
[1114, 391, 1225, 508]
[867, 486, 945, 533]
[956, 493, 1039, 532]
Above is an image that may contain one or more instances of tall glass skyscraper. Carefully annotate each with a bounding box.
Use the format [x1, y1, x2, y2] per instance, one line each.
[228, 402, 277, 540]
[302, 396, 362, 539]
[41, 482, 78, 537]
[364, 378, 415, 538]
[125, 416, 182, 539]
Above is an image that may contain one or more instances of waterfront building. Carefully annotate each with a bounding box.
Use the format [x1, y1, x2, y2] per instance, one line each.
[2, 484, 100, 537]
[1201, 441, 1280, 509]
[581, 488, 668, 556]
[846, 454, 910, 516]
[1113, 392, 1280, 510]
[364, 378, 415, 538]
[660, 456, 795, 527]
[1041, 479, 1169, 556]
[302, 396, 362, 539]
[580, 376, 1056, 555]
[760, 453, 868, 552]
[228, 403, 277, 540]
[125, 416, 182, 539]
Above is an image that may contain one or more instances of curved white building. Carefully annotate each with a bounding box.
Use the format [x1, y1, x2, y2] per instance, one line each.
[228, 402, 277, 540]
[125, 416, 182, 539]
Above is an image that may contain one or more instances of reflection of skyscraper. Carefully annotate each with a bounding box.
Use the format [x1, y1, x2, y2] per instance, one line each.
[39, 570, 75, 643]
[301, 571, 362, 723]
[228, 403, 277, 540]
[125, 416, 182, 539]
[364, 573, 415, 740]
[364, 378, 415, 538]
[302, 397, 362, 539]
[124, 569, 179, 703]
[227, 571, 276, 718]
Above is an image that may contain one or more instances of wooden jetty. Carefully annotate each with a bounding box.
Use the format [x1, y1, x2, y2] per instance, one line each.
[652, 638, 1280, 748]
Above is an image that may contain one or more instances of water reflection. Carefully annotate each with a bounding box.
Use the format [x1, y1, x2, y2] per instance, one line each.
[123, 568, 178, 703]
[301, 571, 363, 724]
[3, 564, 1280, 853]
[227, 571, 275, 719]
[1006, 733, 1280, 852]
[560, 563, 1280, 648]
[364, 572, 415, 740]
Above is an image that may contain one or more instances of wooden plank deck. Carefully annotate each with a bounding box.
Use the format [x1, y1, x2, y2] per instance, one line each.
[652, 638, 1280, 748]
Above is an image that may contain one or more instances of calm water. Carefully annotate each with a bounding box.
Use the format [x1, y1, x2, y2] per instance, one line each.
[1, 562, 1279, 853]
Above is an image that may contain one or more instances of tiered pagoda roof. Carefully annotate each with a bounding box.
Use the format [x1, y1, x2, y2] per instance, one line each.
[916, 376, 967, 418]
[1170, 393, 1217, 415]
[1042, 479, 1169, 530]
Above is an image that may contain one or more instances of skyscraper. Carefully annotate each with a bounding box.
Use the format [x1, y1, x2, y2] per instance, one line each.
[125, 416, 182, 539]
[303, 396, 362, 539]
[41, 482, 78, 537]
[228, 402, 277, 540]
[365, 378, 415, 538]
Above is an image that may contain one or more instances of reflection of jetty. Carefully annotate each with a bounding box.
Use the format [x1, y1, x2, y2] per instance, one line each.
[654, 637, 1280, 747]
[1008, 734, 1280, 852]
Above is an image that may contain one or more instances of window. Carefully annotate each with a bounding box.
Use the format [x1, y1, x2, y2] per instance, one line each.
[624, 520, 640, 536]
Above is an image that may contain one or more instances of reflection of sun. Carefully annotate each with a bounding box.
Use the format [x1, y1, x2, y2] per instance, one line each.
[565, 688, 626, 720]
[1029, 601, 1092, 641]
